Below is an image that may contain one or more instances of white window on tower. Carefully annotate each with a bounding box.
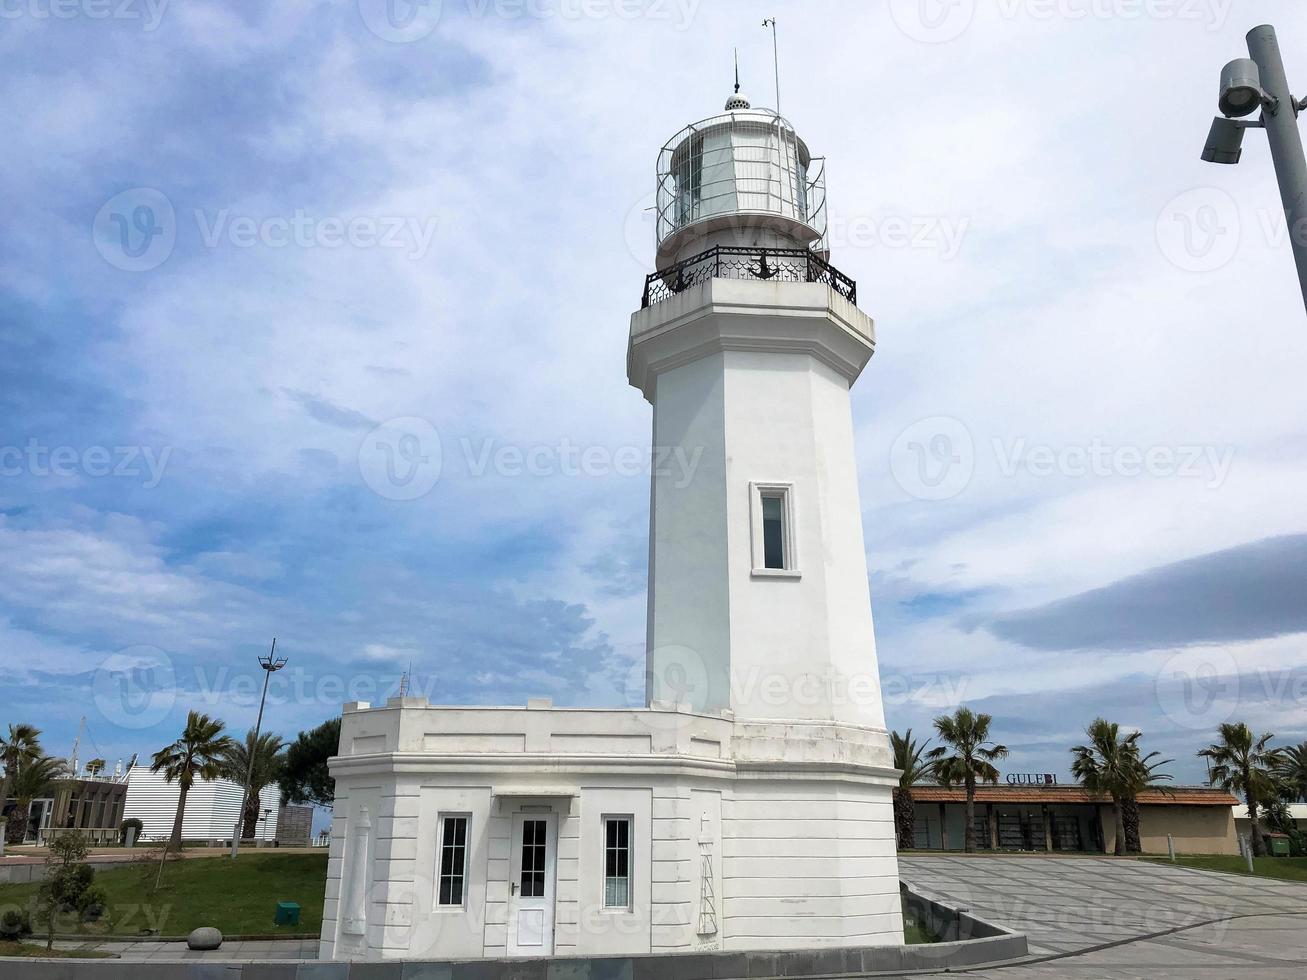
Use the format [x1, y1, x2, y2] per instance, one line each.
[602, 815, 632, 910]
[749, 482, 799, 577]
[436, 814, 470, 908]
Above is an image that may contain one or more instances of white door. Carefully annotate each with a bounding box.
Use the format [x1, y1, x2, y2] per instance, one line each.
[508, 813, 556, 956]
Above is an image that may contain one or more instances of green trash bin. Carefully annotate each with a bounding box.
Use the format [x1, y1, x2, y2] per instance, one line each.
[275, 901, 301, 926]
[1267, 834, 1291, 857]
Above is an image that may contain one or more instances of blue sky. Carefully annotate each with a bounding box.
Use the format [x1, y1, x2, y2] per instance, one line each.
[3, 0, 1307, 792]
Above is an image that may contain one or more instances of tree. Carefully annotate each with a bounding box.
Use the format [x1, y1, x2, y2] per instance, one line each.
[1260, 794, 1296, 835]
[891, 729, 936, 850]
[219, 730, 287, 839]
[0, 723, 43, 805]
[928, 708, 1008, 853]
[279, 717, 341, 808]
[37, 833, 95, 950]
[1274, 741, 1307, 803]
[1071, 719, 1172, 855]
[4, 754, 66, 845]
[84, 759, 106, 777]
[1120, 745, 1174, 853]
[1199, 722, 1283, 857]
[150, 711, 231, 869]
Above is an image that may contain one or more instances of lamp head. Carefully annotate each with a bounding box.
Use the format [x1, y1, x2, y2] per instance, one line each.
[1219, 58, 1265, 117]
[1201, 116, 1246, 164]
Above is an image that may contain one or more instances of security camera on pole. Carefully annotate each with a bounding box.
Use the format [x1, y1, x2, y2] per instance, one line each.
[1201, 24, 1307, 314]
[231, 638, 286, 859]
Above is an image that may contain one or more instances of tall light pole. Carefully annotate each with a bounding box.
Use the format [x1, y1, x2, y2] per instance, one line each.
[230, 638, 286, 859]
[1202, 24, 1307, 314]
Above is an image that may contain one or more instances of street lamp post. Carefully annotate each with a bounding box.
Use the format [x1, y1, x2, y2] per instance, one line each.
[231, 638, 286, 859]
[1202, 24, 1307, 314]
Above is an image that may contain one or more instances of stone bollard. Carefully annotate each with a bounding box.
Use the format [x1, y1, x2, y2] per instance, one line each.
[188, 927, 223, 950]
[1167, 834, 1175, 862]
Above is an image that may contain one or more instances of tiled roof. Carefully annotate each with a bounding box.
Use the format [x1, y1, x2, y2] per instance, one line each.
[906, 785, 1239, 807]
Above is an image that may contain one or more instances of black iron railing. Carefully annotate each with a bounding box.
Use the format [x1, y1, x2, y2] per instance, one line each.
[642, 245, 857, 309]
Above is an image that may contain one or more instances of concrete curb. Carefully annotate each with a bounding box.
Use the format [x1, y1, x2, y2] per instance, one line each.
[0, 894, 1030, 979]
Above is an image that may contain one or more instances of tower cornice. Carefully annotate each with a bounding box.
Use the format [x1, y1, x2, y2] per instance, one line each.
[626, 278, 875, 402]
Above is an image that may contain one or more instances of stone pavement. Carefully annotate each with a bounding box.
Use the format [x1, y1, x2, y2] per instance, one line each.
[900, 854, 1307, 978]
[47, 937, 320, 960]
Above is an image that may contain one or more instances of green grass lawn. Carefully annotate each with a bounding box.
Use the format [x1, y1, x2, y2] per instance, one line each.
[1146, 855, 1307, 882]
[902, 896, 939, 944]
[0, 852, 327, 938]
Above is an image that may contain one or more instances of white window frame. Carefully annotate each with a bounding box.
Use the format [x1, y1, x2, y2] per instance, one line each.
[749, 481, 800, 578]
[600, 814, 633, 912]
[435, 812, 471, 910]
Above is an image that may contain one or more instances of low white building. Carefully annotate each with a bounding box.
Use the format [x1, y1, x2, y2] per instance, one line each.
[123, 766, 279, 843]
[323, 87, 902, 961]
[1235, 802, 1307, 841]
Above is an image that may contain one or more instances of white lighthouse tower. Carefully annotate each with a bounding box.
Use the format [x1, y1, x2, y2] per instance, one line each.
[320, 87, 902, 964]
[632, 89, 885, 733]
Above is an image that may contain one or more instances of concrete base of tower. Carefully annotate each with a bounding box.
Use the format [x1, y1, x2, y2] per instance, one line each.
[320, 699, 904, 962]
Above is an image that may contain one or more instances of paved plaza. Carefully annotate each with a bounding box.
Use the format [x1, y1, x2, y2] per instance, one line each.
[14, 856, 1307, 977]
[900, 854, 1307, 978]
[48, 937, 320, 960]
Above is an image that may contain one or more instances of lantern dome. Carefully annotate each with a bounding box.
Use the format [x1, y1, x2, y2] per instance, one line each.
[654, 102, 829, 270]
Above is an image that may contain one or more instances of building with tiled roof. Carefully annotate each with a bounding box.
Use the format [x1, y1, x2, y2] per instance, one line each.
[903, 783, 1240, 855]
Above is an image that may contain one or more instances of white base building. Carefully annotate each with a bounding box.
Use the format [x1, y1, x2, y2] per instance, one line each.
[323, 86, 903, 961]
[322, 701, 898, 960]
[123, 766, 280, 843]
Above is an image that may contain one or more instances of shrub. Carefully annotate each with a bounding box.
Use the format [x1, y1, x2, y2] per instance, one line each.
[0, 908, 32, 939]
[78, 886, 108, 922]
[119, 817, 144, 846]
[56, 865, 95, 911]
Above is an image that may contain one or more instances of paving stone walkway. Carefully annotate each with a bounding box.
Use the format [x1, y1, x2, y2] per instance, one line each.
[47, 937, 319, 960]
[900, 854, 1307, 978]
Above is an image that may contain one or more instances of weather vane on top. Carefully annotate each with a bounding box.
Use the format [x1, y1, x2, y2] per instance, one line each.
[761, 17, 780, 118]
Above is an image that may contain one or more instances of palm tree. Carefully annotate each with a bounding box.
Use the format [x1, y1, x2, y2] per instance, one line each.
[928, 708, 1008, 853]
[150, 711, 232, 857]
[5, 754, 67, 844]
[219, 730, 287, 839]
[1199, 722, 1283, 857]
[1274, 741, 1307, 803]
[1071, 719, 1172, 855]
[1, 725, 46, 844]
[1120, 747, 1174, 853]
[1, 723, 43, 799]
[891, 730, 936, 850]
[1260, 794, 1295, 834]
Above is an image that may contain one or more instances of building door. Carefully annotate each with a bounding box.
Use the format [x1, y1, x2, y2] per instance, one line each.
[27, 799, 52, 843]
[508, 813, 557, 956]
[1051, 814, 1084, 851]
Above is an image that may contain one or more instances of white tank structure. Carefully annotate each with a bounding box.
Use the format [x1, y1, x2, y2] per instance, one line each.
[319, 90, 901, 964]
